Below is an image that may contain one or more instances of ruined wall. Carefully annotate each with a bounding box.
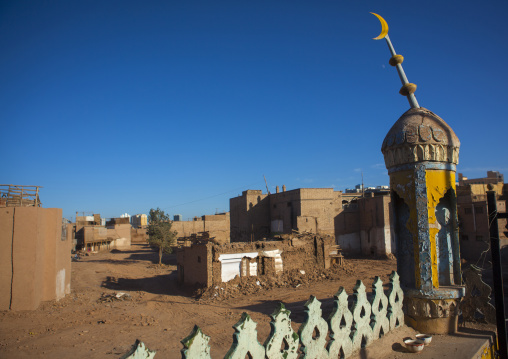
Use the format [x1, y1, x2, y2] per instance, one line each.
[172, 219, 205, 238]
[230, 190, 270, 242]
[172, 213, 230, 244]
[269, 190, 300, 234]
[176, 244, 212, 286]
[297, 188, 340, 236]
[231, 188, 342, 243]
[280, 236, 331, 272]
[358, 195, 393, 256]
[203, 213, 230, 244]
[177, 235, 334, 287]
[335, 195, 393, 256]
[0, 207, 71, 311]
[336, 205, 362, 254]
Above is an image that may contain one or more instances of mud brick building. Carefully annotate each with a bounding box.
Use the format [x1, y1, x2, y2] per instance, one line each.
[0, 185, 72, 311]
[457, 171, 508, 261]
[171, 212, 230, 245]
[75, 214, 132, 251]
[230, 186, 394, 257]
[230, 188, 341, 242]
[176, 233, 334, 287]
[336, 192, 394, 256]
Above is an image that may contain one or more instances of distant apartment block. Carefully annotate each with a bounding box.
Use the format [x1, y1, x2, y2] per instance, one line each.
[131, 213, 147, 228]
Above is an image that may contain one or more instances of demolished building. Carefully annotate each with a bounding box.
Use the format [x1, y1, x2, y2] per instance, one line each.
[176, 233, 336, 287]
[230, 186, 394, 257]
[171, 212, 230, 245]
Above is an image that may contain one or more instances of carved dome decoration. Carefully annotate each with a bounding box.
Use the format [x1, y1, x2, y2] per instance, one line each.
[381, 107, 460, 169]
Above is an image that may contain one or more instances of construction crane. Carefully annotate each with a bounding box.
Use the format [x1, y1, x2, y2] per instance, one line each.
[263, 175, 271, 195]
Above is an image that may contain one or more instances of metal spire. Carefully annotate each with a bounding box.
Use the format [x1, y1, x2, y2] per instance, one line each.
[371, 13, 420, 109]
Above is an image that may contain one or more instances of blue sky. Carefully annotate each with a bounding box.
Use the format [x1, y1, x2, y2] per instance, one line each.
[1, 1, 507, 221]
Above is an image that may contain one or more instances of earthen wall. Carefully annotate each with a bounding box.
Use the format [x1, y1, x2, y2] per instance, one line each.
[172, 213, 230, 244]
[131, 228, 148, 243]
[108, 224, 132, 249]
[335, 195, 393, 256]
[230, 191, 269, 242]
[0, 208, 14, 309]
[269, 190, 299, 234]
[177, 235, 334, 287]
[0, 207, 71, 311]
[297, 188, 339, 236]
[177, 244, 211, 286]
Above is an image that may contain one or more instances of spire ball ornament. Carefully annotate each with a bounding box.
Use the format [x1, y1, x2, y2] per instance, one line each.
[371, 13, 419, 109]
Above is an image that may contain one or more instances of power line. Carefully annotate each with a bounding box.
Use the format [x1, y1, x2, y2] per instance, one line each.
[162, 181, 260, 210]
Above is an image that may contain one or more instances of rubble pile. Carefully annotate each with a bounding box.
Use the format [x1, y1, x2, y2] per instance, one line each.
[195, 262, 355, 302]
[97, 292, 132, 303]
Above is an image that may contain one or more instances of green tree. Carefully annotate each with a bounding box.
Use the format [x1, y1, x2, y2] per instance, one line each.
[147, 208, 177, 265]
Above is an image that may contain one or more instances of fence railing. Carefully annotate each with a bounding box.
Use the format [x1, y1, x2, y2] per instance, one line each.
[0, 184, 42, 207]
[122, 271, 404, 359]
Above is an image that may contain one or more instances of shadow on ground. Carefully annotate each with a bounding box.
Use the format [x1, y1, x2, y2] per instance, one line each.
[84, 246, 176, 266]
[234, 297, 337, 325]
[101, 272, 184, 296]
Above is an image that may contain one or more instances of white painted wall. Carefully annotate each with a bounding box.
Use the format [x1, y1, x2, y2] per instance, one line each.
[218, 252, 258, 282]
[55, 269, 66, 300]
[261, 249, 284, 273]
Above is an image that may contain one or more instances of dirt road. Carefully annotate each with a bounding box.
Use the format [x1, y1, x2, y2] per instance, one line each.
[0, 244, 397, 358]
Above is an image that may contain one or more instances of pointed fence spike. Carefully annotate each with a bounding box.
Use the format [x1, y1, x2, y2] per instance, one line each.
[224, 313, 265, 359]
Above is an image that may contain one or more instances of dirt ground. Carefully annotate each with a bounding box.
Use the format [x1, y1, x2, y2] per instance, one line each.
[0, 244, 401, 358]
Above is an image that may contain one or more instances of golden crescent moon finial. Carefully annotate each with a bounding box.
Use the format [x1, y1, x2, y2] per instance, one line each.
[371, 12, 389, 40]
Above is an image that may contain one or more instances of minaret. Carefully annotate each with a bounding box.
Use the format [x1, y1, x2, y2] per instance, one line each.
[372, 13, 464, 334]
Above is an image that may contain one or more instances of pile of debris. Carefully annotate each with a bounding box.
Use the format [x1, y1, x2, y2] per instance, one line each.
[195, 262, 354, 302]
[97, 292, 132, 303]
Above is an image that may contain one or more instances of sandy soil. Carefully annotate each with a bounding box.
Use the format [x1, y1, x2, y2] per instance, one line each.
[0, 244, 399, 358]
